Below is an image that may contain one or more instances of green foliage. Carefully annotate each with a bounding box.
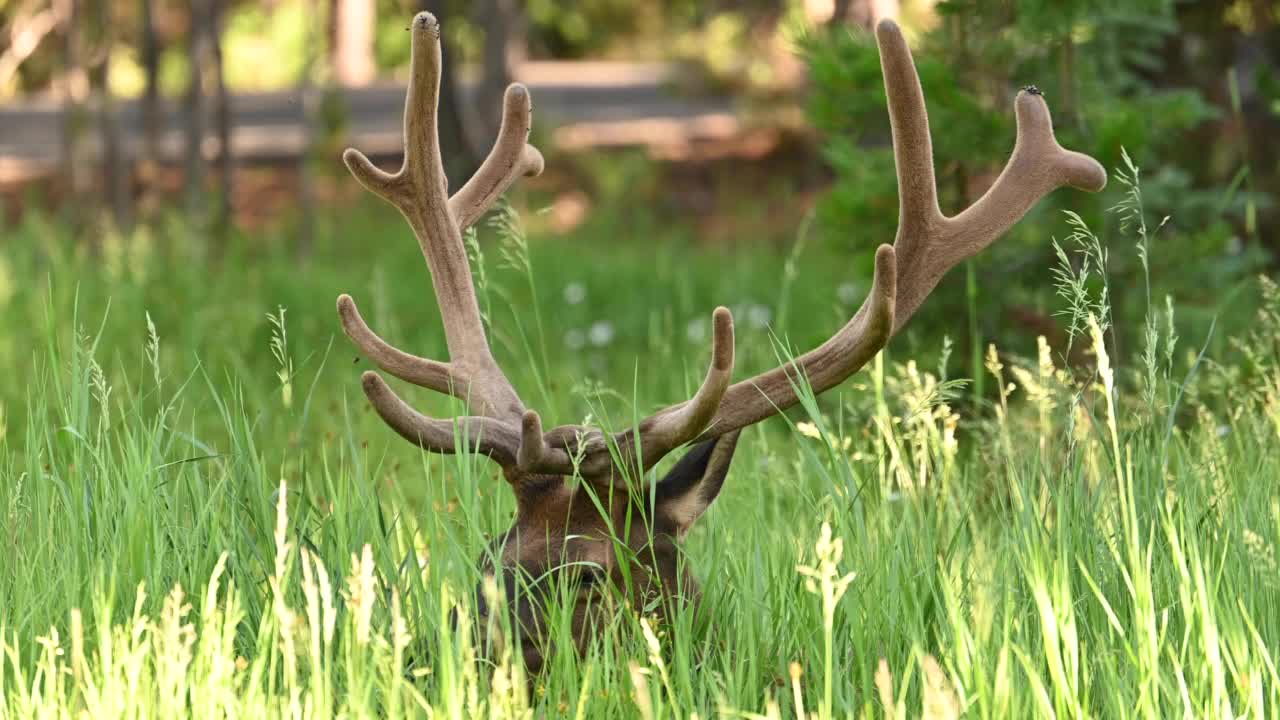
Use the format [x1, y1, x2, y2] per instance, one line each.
[222, 0, 315, 89]
[519, 0, 780, 60]
[525, 0, 641, 57]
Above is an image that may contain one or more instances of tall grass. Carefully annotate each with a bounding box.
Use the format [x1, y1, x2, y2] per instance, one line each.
[0, 172, 1278, 717]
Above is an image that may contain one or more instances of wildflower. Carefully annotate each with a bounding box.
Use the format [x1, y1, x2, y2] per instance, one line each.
[588, 321, 615, 347]
[686, 317, 707, 343]
[796, 522, 856, 720]
[746, 304, 773, 329]
[343, 544, 377, 645]
[795, 421, 852, 452]
[1243, 529, 1277, 582]
[795, 421, 822, 440]
[796, 522, 856, 603]
[563, 282, 586, 305]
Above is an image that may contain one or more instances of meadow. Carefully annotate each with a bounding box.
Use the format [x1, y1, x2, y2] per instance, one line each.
[0, 176, 1278, 717]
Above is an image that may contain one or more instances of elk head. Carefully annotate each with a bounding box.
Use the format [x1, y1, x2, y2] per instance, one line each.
[337, 12, 1107, 674]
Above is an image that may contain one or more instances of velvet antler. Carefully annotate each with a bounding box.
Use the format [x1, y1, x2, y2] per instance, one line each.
[338, 12, 532, 423]
[338, 15, 1105, 491]
[337, 12, 735, 489]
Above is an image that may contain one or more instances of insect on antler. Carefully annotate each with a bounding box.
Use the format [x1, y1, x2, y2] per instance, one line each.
[337, 15, 1106, 494]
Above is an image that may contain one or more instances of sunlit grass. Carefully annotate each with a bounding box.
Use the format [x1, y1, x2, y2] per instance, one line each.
[0, 180, 1277, 716]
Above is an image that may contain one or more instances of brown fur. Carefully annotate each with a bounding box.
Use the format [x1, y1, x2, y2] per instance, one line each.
[477, 434, 732, 673]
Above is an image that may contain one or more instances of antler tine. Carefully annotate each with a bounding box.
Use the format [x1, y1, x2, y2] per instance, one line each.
[342, 12, 448, 206]
[626, 306, 736, 469]
[451, 84, 546, 232]
[939, 92, 1108, 262]
[689, 244, 897, 439]
[337, 294, 464, 398]
[515, 409, 578, 475]
[876, 20, 942, 242]
[346, 43, 544, 232]
[874, 18, 1106, 331]
[517, 409, 546, 471]
[360, 372, 520, 465]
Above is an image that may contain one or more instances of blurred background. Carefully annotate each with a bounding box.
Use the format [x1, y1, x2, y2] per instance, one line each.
[0, 0, 1275, 410]
[6, 3, 1280, 704]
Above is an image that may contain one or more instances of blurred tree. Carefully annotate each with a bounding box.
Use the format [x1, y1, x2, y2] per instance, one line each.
[59, 0, 91, 227]
[522, 0, 664, 58]
[92, 0, 130, 231]
[1160, 1, 1278, 248]
[184, 0, 232, 239]
[137, 0, 162, 212]
[829, 0, 899, 29]
[298, 0, 324, 255]
[185, 0, 209, 227]
[331, 0, 376, 85]
[422, 0, 479, 184]
[0, 0, 65, 94]
[211, 0, 232, 238]
[477, 0, 523, 138]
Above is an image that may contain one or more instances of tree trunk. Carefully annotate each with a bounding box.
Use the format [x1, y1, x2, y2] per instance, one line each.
[209, 0, 232, 238]
[829, 0, 899, 29]
[422, 0, 478, 187]
[59, 0, 91, 228]
[94, 0, 131, 231]
[829, 0, 853, 27]
[297, 0, 322, 256]
[478, 0, 521, 138]
[332, 0, 376, 86]
[185, 0, 209, 228]
[139, 0, 162, 212]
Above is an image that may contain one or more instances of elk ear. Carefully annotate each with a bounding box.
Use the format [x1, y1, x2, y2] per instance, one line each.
[654, 430, 740, 538]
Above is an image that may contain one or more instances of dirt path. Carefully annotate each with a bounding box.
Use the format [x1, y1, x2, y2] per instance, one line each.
[0, 61, 737, 182]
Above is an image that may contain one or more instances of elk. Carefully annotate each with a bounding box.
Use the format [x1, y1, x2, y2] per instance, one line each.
[337, 12, 1106, 673]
